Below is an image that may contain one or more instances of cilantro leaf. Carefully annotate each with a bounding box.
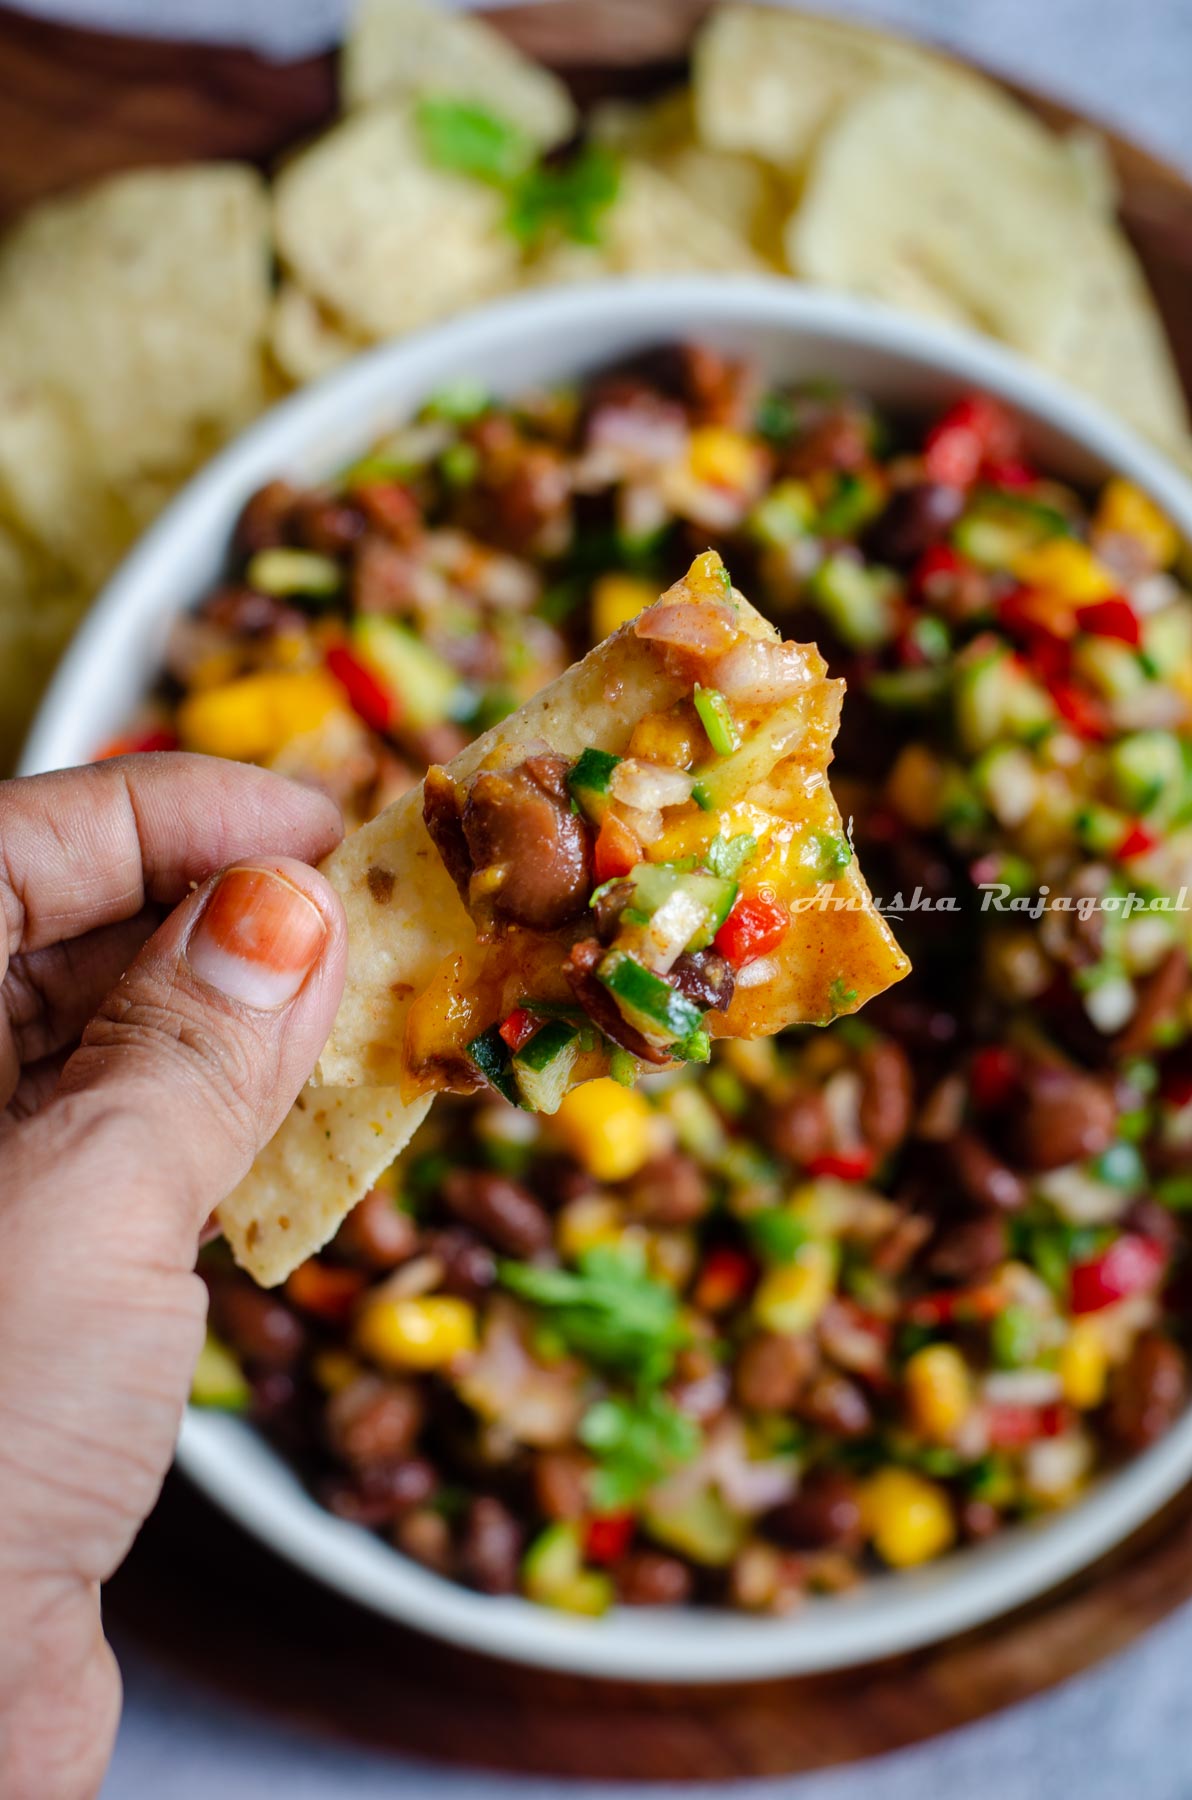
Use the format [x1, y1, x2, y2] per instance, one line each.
[416, 96, 535, 186]
[499, 1243, 687, 1386]
[705, 831, 757, 880]
[506, 143, 621, 249]
[579, 1391, 701, 1511]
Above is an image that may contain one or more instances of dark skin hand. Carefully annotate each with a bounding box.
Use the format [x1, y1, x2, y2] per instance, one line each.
[0, 754, 348, 1800]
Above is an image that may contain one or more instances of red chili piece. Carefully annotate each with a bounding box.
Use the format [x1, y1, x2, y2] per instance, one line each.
[498, 1007, 538, 1053]
[326, 644, 394, 734]
[714, 891, 790, 968]
[1070, 1234, 1166, 1315]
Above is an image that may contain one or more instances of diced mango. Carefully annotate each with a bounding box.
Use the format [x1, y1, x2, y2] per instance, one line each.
[178, 668, 344, 761]
[355, 1296, 477, 1371]
[627, 706, 699, 768]
[1060, 1318, 1109, 1409]
[689, 426, 763, 491]
[553, 1079, 653, 1182]
[557, 1195, 628, 1262]
[905, 1343, 971, 1442]
[1014, 538, 1115, 601]
[862, 1467, 956, 1568]
[752, 1240, 837, 1333]
[1095, 477, 1178, 568]
[311, 1349, 362, 1393]
[592, 573, 657, 640]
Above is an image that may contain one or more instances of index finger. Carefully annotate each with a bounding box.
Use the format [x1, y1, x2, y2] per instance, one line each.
[0, 754, 344, 956]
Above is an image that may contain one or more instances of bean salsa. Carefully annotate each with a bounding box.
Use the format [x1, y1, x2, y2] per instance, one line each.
[134, 345, 1192, 1615]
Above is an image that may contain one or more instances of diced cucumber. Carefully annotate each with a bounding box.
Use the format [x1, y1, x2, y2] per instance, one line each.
[1075, 802, 1128, 856]
[747, 479, 815, 547]
[972, 744, 1038, 828]
[567, 747, 621, 822]
[352, 616, 458, 730]
[1071, 635, 1148, 703]
[694, 685, 741, 756]
[512, 1020, 580, 1114]
[807, 553, 897, 650]
[1110, 731, 1184, 815]
[522, 1523, 613, 1616]
[191, 1331, 250, 1411]
[691, 692, 812, 812]
[1142, 602, 1192, 678]
[866, 666, 950, 710]
[952, 491, 1068, 569]
[466, 1024, 522, 1107]
[246, 548, 342, 600]
[642, 1488, 745, 1566]
[597, 950, 704, 1045]
[626, 864, 738, 950]
[815, 470, 884, 536]
[953, 643, 1053, 754]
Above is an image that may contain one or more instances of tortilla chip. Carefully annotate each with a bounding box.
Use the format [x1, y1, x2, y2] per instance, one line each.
[342, 0, 576, 149]
[0, 165, 271, 488]
[274, 103, 521, 343]
[268, 281, 365, 388]
[0, 381, 131, 587]
[313, 569, 907, 1093]
[0, 560, 88, 774]
[219, 1085, 431, 1286]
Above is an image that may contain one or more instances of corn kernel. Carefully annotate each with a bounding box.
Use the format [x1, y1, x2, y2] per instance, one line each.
[177, 668, 344, 761]
[1060, 1318, 1109, 1409]
[1014, 538, 1115, 601]
[592, 573, 656, 640]
[312, 1349, 362, 1393]
[627, 706, 699, 768]
[552, 1078, 653, 1182]
[1095, 476, 1178, 568]
[862, 1467, 956, 1568]
[752, 1240, 837, 1333]
[557, 1194, 627, 1262]
[355, 1295, 477, 1371]
[689, 426, 762, 492]
[905, 1343, 972, 1442]
[887, 743, 946, 831]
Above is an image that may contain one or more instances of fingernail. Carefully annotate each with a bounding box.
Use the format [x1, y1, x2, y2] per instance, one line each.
[187, 866, 327, 1010]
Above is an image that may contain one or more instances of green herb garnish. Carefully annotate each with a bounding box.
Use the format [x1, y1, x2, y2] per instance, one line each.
[506, 143, 621, 249]
[500, 1243, 688, 1386]
[705, 831, 757, 880]
[416, 96, 535, 185]
[579, 1391, 701, 1511]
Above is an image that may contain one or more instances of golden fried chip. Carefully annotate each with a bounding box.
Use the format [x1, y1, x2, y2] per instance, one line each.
[0, 382, 130, 587]
[268, 281, 366, 388]
[0, 166, 271, 488]
[274, 103, 521, 343]
[342, 0, 576, 149]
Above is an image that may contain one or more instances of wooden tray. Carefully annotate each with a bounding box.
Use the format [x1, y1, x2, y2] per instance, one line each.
[5, 0, 1192, 1779]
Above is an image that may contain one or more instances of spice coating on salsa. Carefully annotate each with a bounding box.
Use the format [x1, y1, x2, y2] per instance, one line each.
[155, 344, 1192, 1614]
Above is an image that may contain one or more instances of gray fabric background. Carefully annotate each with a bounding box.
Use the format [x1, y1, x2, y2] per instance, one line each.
[10, 0, 1191, 1793]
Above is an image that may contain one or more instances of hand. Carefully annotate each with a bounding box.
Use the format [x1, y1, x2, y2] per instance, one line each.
[0, 754, 347, 1800]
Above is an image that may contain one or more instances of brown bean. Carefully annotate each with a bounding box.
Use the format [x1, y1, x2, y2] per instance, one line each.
[795, 1372, 873, 1438]
[857, 1039, 913, 1156]
[197, 583, 303, 640]
[323, 1457, 436, 1527]
[1106, 1332, 1187, 1452]
[627, 1152, 711, 1226]
[325, 1374, 423, 1469]
[442, 1169, 552, 1258]
[960, 1498, 1002, 1542]
[864, 481, 966, 565]
[337, 1187, 419, 1270]
[1010, 1062, 1117, 1171]
[292, 494, 366, 557]
[946, 1131, 1028, 1212]
[209, 1282, 305, 1370]
[424, 1228, 497, 1302]
[459, 1496, 523, 1595]
[533, 1450, 591, 1521]
[615, 1549, 695, 1607]
[927, 1213, 1009, 1281]
[870, 1210, 933, 1277]
[394, 1507, 454, 1576]
[729, 1542, 805, 1613]
[764, 1088, 831, 1167]
[352, 537, 417, 615]
[767, 1470, 863, 1552]
[233, 479, 297, 555]
[735, 1331, 815, 1412]
[1116, 947, 1189, 1060]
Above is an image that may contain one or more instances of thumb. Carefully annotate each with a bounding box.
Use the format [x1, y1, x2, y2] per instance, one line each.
[52, 856, 347, 1246]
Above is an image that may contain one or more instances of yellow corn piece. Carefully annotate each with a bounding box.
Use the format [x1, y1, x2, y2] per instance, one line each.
[1095, 476, 1178, 569]
[556, 1195, 627, 1262]
[311, 1349, 362, 1394]
[355, 1296, 477, 1371]
[1014, 538, 1115, 602]
[592, 573, 657, 640]
[886, 743, 946, 831]
[552, 1079, 654, 1183]
[905, 1343, 971, 1442]
[752, 1240, 837, 1333]
[689, 425, 762, 491]
[1060, 1318, 1109, 1409]
[862, 1467, 956, 1568]
[178, 667, 344, 762]
[627, 707, 699, 768]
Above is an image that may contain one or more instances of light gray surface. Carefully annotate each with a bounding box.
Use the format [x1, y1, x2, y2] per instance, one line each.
[11, 0, 1183, 1793]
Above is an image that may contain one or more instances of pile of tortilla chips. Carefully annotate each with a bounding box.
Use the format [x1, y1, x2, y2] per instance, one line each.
[0, 0, 1187, 774]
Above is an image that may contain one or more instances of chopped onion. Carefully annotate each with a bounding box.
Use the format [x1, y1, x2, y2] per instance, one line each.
[634, 597, 740, 658]
[1023, 1431, 1092, 1501]
[618, 803, 664, 845]
[1083, 973, 1137, 1035]
[707, 637, 816, 704]
[1036, 1164, 1131, 1225]
[610, 757, 695, 811]
[640, 887, 709, 974]
[983, 1369, 1063, 1407]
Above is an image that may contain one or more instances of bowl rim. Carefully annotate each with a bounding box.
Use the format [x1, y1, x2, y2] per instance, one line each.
[22, 276, 1192, 1681]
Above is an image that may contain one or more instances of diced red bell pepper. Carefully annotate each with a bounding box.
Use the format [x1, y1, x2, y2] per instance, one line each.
[1047, 679, 1108, 741]
[986, 1400, 1068, 1448]
[1070, 1233, 1167, 1314]
[285, 1260, 369, 1323]
[1116, 820, 1159, 861]
[970, 1045, 1019, 1110]
[95, 727, 179, 760]
[498, 1007, 537, 1053]
[326, 643, 395, 734]
[585, 1511, 635, 1565]
[714, 890, 790, 968]
[983, 458, 1037, 491]
[998, 585, 1077, 643]
[923, 396, 1020, 488]
[593, 811, 642, 884]
[1076, 596, 1141, 647]
[910, 542, 968, 600]
[694, 1246, 757, 1313]
[806, 1147, 876, 1182]
[906, 1280, 1005, 1327]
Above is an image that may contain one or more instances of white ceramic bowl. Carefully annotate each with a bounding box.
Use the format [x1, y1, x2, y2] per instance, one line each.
[21, 279, 1192, 1681]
